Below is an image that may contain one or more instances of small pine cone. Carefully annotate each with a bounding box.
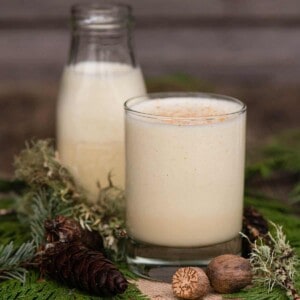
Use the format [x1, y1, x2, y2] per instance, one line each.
[44, 215, 104, 251]
[242, 206, 268, 257]
[41, 241, 128, 296]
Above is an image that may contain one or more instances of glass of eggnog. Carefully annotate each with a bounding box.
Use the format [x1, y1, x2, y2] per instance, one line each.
[124, 92, 246, 280]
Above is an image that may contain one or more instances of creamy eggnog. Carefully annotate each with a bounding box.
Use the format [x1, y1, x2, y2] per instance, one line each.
[125, 95, 246, 247]
[57, 62, 146, 200]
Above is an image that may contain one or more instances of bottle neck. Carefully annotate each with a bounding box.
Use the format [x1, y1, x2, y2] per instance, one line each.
[68, 4, 135, 67]
[68, 28, 135, 67]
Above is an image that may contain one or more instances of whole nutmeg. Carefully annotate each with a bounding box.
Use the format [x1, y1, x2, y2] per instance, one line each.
[206, 254, 252, 294]
[172, 267, 210, 299]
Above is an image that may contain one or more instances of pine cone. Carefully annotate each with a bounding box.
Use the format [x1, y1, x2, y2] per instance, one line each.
[41, 241, 128, 296]
[242, 206, 269, 257]
[44, 215, 104, 251]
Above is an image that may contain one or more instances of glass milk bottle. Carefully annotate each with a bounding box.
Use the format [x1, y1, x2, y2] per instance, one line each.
[57, 4, 146, 201]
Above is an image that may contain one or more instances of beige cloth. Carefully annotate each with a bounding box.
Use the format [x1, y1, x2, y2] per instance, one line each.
[136, 279, 225, 300]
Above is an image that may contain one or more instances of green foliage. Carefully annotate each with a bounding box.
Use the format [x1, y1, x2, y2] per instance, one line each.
[225, 196, 300, 300]
[246, 129, 300, 203]
[14, 139, 85, 205]
[29, 190, 73, 246]
[224, 285, 288, 300]
[0, 270, 149, 300]
[249, 223, 298, 299]
[0, 241, 35, 283]
[2, 195, 299, 300]
[1, 130, 300, 299]
[0, 202, 30, 246]
[13, 139, 126, 256]
[72, 179, 126, 259]
[0, 199, 147, 299]
[245, 196, 300, 253]
[0, 139, 143, 297]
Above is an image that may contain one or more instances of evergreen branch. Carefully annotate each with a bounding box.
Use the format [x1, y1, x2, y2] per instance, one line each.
[29, 190, 73, 246]
[13, 140, 127, 257]
[249, 222, 300, 300]
[0, 241, 35, 283]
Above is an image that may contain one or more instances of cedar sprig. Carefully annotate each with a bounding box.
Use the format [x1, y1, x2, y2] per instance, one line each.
[248, 222, 300, 300]
[0, 241, 35, 283]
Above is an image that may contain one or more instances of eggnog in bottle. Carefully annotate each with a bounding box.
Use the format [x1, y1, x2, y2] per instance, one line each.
[57, 4, 146, 200]
[57, 62, 145, 199]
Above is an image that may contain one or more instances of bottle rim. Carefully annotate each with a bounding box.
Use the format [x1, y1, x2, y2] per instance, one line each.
[71, 3, 132, 30]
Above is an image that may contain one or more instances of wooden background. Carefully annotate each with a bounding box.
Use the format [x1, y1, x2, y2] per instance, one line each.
[1, 0, 300, 176]
[3, 0, 300, 83]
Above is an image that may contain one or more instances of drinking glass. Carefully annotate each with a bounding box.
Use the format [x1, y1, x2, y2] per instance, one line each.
[124, 92, 246, 280]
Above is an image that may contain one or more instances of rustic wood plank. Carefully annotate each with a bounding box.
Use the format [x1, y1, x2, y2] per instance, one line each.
[1, 0, 300, 20]
[1, 27, 300, 84]
[3, 16, 300, 31]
